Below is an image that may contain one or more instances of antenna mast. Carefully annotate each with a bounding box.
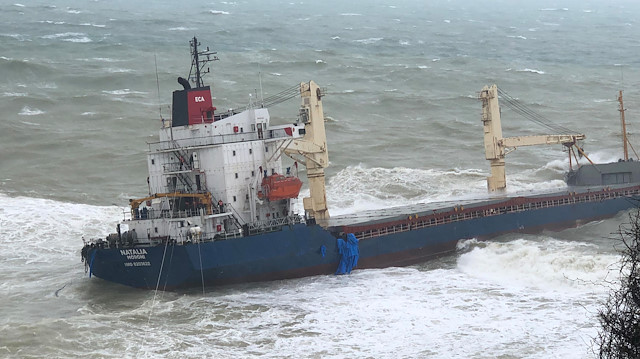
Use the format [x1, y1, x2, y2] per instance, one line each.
[619, 90, 629, 161]
[188, 36, 219, 88]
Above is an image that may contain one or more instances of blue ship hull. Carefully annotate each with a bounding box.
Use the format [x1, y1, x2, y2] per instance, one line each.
[84, 186, 640, 289]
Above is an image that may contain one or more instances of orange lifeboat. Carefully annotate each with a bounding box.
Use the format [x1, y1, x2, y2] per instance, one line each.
[260, 173, 303, 201]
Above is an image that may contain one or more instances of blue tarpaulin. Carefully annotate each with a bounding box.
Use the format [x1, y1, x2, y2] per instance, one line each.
[335, 233, 359, 275]
[89, 250, 96, 278]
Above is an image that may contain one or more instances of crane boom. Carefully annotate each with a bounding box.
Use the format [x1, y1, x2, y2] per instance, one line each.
[501, 134, 585, 148]
[480, 84, 586, 192]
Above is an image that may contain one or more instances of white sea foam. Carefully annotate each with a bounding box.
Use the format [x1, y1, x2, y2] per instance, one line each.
[64, 37, 92, 43]
[126, 249, 611, 358]
[39, 20, 66, 25]
[296, 162, 579, 218]
[41, 32, 91, 43]
[457, 237, 618, 291]
[2, 92, 27, 97]
[105, 67, 133, 73]
[19, 121, 40, 126]
[79, 23, 106, 28]
[577, 149, 624, 165]
[13, 3, 25, 7]
[269, 72, 281, 76]
[168, 27, 195, 31]
[354, 37, 383, 44]
[18, 106, 44, 116]
[539, 8, 569, 11]
[2, 33, 29, 41]
[517, 68, 545, 74]
[36, 82, 57, 89]
[66, 8, 81, 14]
[315, 59, 324, 64]
[0, 194, 120, 264]
[311, 165, 489, 216]
[331, 36, 340, 40]
[210, 10, 230, 15]
[78, 57, 121, 63]
[102, 89, 146, 95]
[340, 13, 362, 16]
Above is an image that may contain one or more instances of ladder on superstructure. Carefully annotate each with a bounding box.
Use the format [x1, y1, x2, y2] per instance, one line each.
[169, 139, 199, 193]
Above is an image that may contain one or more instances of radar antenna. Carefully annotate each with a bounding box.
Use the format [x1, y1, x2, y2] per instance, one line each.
[188, 36, 219, 88]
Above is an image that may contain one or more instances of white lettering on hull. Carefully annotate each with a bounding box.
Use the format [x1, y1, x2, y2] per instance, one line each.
[120, 249, 150, 267]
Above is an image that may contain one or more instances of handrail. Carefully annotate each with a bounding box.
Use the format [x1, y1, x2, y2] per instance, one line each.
[148, 128, 295, 152]
[347, 187, 640, 241]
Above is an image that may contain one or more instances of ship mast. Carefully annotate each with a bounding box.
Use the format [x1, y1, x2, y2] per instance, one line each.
[188, 36, 218, 88]
[619, 90, 629, 161]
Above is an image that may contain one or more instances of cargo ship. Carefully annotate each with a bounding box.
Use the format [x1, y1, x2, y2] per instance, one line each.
[80, 38, 640, 290]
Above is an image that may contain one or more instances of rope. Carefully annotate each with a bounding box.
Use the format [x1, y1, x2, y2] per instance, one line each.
[257, 84, 300, 108]
[162, 244, 176, 293]
[497, 87, 579, 135]
[142, 239, 170, 352]
[149, 240, 169, 314]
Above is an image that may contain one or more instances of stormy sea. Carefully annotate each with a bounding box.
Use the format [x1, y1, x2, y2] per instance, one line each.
[1, 0, 640, 357]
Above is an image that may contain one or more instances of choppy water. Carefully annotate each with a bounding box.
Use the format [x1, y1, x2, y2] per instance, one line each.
[2, 0, 640, 357]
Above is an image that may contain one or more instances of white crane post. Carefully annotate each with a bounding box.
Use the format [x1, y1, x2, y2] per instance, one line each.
[480, 84, 507, 191]
[284, 81, 330, 220]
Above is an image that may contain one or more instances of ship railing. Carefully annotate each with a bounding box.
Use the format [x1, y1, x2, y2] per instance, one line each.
[148, 129, 299, 152]
[265, 128, 296, 140]
[163, 231, 243, 246]
[131, 208, 206, 221]
[351, 187, 640, 241]
[245, 215, 303, 235]
[162, 161, 191, 173]
[162, 160, 212, 175]
[149, 133, 258, 152]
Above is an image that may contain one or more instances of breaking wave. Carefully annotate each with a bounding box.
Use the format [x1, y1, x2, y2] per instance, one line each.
[18, 106, 45, 116]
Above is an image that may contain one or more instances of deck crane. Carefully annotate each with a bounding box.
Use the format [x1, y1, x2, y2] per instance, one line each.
[282, 81, 330, 220]
[480, 84, 587, 192]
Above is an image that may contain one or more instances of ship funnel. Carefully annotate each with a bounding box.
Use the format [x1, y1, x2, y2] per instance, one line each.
[178, 77, 191, 90]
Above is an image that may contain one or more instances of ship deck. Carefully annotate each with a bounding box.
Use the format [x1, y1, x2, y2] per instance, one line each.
[321, 183, 639, 230]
